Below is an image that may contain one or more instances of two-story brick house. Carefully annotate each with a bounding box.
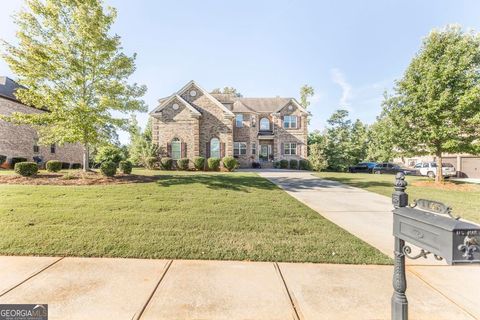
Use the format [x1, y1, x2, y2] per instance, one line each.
[150, 81, 308, 167]
[0, 76, 83, 168]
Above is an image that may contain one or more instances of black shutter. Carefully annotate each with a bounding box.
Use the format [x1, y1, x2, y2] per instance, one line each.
[206, 142, 211, 158]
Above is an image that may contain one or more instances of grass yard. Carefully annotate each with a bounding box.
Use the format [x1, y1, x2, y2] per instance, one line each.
[0, 170, 390, 264]
[315, 172, 480, 223]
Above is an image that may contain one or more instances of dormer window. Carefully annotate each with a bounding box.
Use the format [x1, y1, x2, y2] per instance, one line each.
[260, 118, 270, 131]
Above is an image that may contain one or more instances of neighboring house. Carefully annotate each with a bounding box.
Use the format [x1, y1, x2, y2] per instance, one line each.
[0, 76, 83, 168]
[150, 80, 308, 167]
[395, 154, 480, 178]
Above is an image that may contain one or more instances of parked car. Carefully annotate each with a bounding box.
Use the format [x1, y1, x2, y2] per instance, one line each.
[348, 162, 377, 173]
[372, 163, 418, 175]
[413, 162, 456, 179]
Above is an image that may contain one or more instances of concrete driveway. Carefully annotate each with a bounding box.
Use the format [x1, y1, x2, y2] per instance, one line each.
[254, 169, 480, 318]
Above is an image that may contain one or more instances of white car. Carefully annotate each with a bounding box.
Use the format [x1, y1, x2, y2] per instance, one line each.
[413, 162, 456, 178]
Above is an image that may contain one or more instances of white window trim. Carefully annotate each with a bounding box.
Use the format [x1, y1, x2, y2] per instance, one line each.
[234, 142, 247, 155]
[260, 118, 270, 131]
[171, 139, 181, 160]
[284, 142, 297, 155]
[283, 115, 297, 129]
[210, 138, 220, 158]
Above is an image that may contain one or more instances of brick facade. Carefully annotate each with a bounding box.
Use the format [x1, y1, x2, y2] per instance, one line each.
[150, 81, 308, 168]
[0, 97, 84, 168]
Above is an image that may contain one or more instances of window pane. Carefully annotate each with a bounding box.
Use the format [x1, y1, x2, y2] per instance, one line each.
[283, 116, 289, 128]
[172, 141, 181, 160]
[211, 138, 220, 158]
[235, 114, 243, 127]
[260, 118, 270, 131]
[291, 143, 297, 155]
[291, 116, 297, 128]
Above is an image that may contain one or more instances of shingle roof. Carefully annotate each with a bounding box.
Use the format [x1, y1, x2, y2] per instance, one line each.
[235, 97, 292, 113]
[0, 76, 25, 102]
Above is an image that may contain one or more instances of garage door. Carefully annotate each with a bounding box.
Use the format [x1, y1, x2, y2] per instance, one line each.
[461, 157, 480, 178]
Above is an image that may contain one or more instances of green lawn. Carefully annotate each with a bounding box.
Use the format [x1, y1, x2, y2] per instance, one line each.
[0, 170, 390, 264]
[315, 172, 480, 223]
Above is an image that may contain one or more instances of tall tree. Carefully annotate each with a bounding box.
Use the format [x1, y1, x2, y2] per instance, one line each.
[127, 115, 159, 168]
[385, 25, 480, 182]
[324, 109, 352, 172]
[1, 0, 147, 171]
[299, 84, 314, 108]
[300, 84, 314, 124]
[366, 101, 398, 162]
[348, 119, 368, 164]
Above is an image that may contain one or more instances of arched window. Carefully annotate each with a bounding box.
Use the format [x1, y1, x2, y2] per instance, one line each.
[210, 138, 220, 158]
[260, 118, 270, 131]
[171, 138, 181, 160]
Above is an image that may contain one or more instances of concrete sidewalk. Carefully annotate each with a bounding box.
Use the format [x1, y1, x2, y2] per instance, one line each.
[0, 256, 478, 319]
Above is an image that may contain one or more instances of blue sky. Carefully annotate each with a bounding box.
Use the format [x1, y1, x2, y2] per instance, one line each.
[1, 1, 480, 144]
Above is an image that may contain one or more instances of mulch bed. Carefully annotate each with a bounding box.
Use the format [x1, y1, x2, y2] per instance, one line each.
[0, 171, 160, 186]
[412, 180, 479, 191]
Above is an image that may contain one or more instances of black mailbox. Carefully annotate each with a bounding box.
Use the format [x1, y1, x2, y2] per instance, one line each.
[393, 199, 480, 265]
[391, 173, 480, 320]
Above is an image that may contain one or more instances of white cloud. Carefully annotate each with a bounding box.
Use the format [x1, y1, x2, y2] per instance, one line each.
[331, 68, 352, 110]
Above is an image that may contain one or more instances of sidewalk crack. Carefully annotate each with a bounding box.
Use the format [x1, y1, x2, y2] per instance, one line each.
[0, 256, 64, 297]
[133, 259, 173, 320]
[274, 262, 302, 320]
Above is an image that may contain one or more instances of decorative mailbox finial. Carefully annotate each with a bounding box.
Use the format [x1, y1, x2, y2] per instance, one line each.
[392, 172, 408, 208]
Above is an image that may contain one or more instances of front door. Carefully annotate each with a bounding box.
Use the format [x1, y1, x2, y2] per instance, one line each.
[259, 144, 271, 162]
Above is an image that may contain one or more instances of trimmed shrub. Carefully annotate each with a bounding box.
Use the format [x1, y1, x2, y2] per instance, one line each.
[299, 159, 310, 170]
[10, 157, 27, 168]
[119, 160, 133, 174]
[177, 158, 189, 170]
[145, 157, 157, 170]
[207, 157, 221, 171]
[61, 162, 70, 169]
[193, 157, 205, 170]
[0, 155, 6, 164]
[273, 161, 280, 169]
[251, 161, 261, 169]
[289, 159, 299, 169]
[280, 159, 288, 169]
[71, 163, 82, 169]
[14, 162, 38, 177]
[222, 156, 238, 172]
[46, 160, 62, 172]
[160, 157, 173, 170]
[100, 161, 117, 177]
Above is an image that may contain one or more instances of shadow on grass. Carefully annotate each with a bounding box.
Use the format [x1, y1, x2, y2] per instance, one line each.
[319, 175, 394, 189]
[156, 174, 276, 192]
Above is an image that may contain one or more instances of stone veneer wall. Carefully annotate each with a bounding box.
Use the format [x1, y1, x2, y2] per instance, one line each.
[0, 97, 83, 168]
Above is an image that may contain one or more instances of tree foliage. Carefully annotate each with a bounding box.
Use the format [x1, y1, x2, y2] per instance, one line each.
[210, 87, 242, 97]
[384, 25, 480, 182]
[1, 0, 147, 171]
[299, 85, 314, 108]
[308, 110, 369, 172]
[127, 115, 159, 168]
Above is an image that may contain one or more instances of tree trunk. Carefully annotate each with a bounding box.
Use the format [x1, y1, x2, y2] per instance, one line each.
[83, 144, 90, 172]
[435, 151, 444, 183]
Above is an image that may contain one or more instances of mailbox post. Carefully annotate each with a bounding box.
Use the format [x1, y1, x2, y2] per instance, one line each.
[391, 172, 480, 320]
